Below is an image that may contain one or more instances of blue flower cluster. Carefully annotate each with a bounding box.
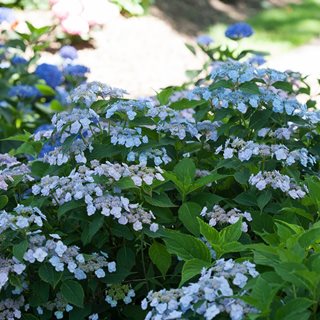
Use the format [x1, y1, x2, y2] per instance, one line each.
[59, 45, 78, 60]
[225, 22, 253, 40]
[8, 85, 39, 99]
[11, 56, 28, 65]
[63, 64, 90, 77]
[35, 63, 63, 88]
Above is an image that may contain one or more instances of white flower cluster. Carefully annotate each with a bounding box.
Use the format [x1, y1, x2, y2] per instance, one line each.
[0, 154, 33, 191]
[127, 148, 172, 166]
[257, 126, 295, 140]
[0, 257, 26, 291]
[23, 234, 116, 280]
[71, 81, 127, 107]
[216, 138, 316, 167]
[38, 292, 73, 319]
[197, 121, 221, 142]
[109, 126, 149, 148]
[142, 258, 259, 320]
[0, 296, 25, 320]
[249, 170, 307, 199]
[0, 205, 46, 233]
[106, 100, 153, 121]
[200, 205, 252, 232]
[32, 161, 162, 231]
[105, 284, 135, 307]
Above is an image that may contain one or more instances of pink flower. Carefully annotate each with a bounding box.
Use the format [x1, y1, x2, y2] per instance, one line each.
[52, 0, 82, 20]
[82, 0, 110, 26]
[61, 15, 89, 36]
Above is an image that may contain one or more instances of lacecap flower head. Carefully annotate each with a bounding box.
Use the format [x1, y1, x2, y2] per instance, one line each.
[225, 22, 253, 40]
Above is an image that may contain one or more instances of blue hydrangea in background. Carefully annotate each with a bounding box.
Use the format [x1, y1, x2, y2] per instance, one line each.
[8, 85, 39, 99]
[225, 22, 254, 40]
[0, 7, 15, 24]
[248, 55, 266, 66]
[59, 45, 78, 60]
[196, 34, 214, 46]
[64, 64, 90, 77]
[11, 56, 28, 65]
[35, 63, 63, 88]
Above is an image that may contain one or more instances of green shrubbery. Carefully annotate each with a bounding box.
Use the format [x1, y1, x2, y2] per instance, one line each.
[1, 16, 320, 320]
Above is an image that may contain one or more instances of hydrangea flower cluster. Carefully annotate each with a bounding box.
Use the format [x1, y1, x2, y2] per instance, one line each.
[71, 81, 127, 106]
[0, 154, 33, 191]
[105, 284, 136, 307]
[142, 259, 259, 320]
[23, 233, 116, 279]
[225, 22, 254, 40]
[8, 85, 39, 99]
[32, 161, 163, 231]
[216, 138, 316, 167]
[0, 205, 45, 233]
[249, 171, 307, 199]
[201, 205, 252, 232]
[127, 148, 172, 166]
[0, 296, 25, 320]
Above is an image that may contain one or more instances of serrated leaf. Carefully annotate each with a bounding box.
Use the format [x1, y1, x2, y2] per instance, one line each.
[178, 202, 201, 236]
[61, 280, 84, 308]
[0, 195, 8, 210]
[144, 193, 177, 208]
[180, 258, 211, 286]
[149, 241, 171, 277]
[163, 230, 211, 262]
[38, 264, 62, 288]
[13, 240, 28, 261]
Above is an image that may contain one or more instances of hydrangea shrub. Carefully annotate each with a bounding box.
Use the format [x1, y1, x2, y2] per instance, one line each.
[1, 22, 320, 320]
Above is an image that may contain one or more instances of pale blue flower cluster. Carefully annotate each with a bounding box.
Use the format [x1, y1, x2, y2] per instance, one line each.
[59, 45, 78, 60]
[127, 148, 172, 166]
[142, 259, 259, 320]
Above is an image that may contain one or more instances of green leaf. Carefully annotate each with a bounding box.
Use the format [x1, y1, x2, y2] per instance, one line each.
[144, 193, 177, 208]
[275, 298, 313, 320]
[178, 202, 201, 236]
[13, 240, 28, 261]
[31, 161, 50, 177]
[2, 132, 31, 142]
[149, 241, 171, 277]
[273, 81, 293, 92]
[220, 218, 242, 242]
[188, 172, 228, 194]
[157, 87, 177, 105]
[163, 230, 211, 262]
[173, 158, 196, 183]
[58, 200, 84, 219]
[29, 281, 50, 307]
[170, 99, 206, 111]
[257, 190, 272, 211]
[38, 264, 62, 288]
[198, 218, 220, 245]
[0, 195, 8, 210]
[60, 280, 84, 308]
[81, 215, 104, 245]
[36, 84, 56, 96]
[239, 81, 260, 94]
[298, 227, 320, 248]
[180, 258, 211, 286]
[117, 246, 136, 271]
[114, 177, 138, 190]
